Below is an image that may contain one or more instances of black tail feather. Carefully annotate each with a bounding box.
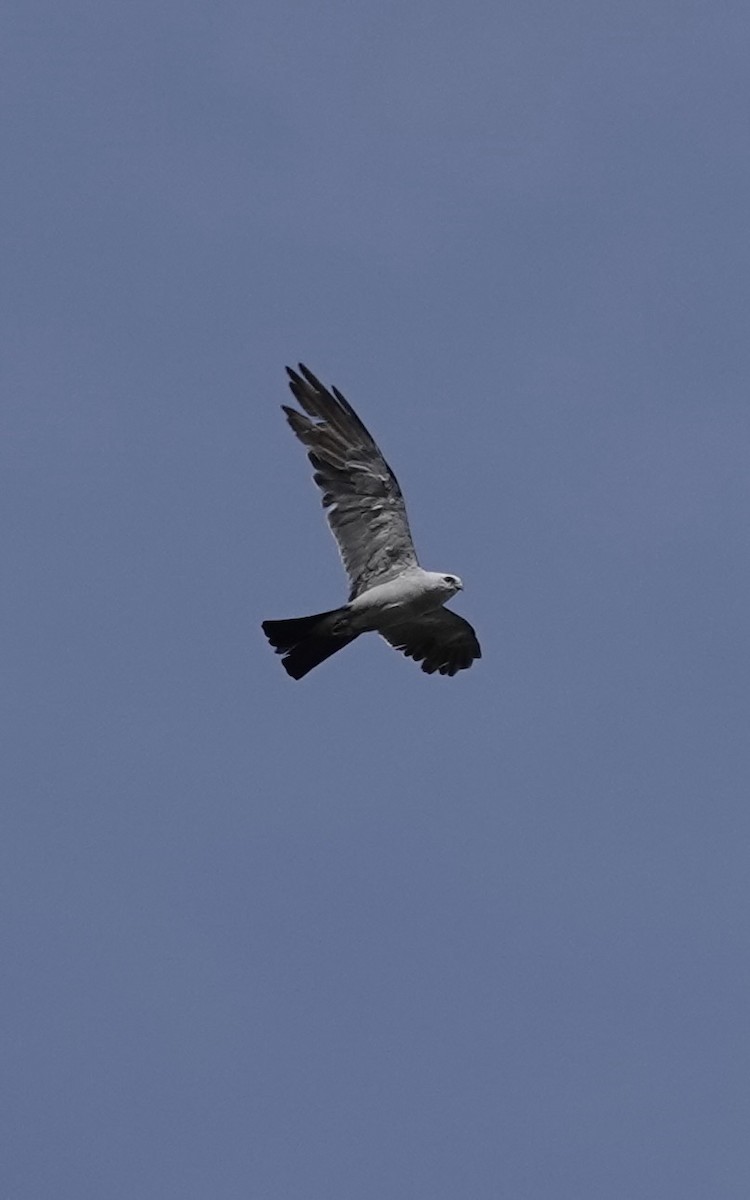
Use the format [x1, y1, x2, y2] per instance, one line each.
[262, 609, 356, 679]
[262, 611, 338, 653]
[278, 633, 357, 679]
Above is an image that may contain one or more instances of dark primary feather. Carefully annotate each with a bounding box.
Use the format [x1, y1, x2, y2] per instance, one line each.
[283, 364, 419, 599]
[380, 608, 481, 676]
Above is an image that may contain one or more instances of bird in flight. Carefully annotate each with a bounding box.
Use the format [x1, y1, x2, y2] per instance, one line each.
[262, 364, 481, 679]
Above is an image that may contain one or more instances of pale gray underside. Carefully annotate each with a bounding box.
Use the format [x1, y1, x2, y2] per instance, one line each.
[284, 365, 419, 599]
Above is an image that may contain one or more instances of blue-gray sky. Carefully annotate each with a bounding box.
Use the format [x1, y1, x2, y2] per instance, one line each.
[4, 2, 750, 1197]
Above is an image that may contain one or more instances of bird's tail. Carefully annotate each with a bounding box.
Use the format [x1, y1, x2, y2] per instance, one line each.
[262, 608, 357, 680]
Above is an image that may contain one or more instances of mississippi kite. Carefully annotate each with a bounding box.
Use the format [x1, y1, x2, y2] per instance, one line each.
[262, 364, 481, 679]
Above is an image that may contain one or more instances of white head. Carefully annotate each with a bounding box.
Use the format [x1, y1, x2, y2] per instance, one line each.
[430, 572, 464, 598]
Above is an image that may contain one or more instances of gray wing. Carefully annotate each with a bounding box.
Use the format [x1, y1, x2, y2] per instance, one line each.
[283, 364, 419, 599]
[380, 608, 481, 676]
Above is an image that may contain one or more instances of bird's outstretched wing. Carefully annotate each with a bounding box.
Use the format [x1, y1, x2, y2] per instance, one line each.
[283, 364, 419, 598]
[380, 608, 481, 676]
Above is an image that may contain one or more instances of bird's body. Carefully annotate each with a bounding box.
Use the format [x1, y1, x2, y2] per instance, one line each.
[262, 365, 481, 679]
[349, 569, 462, 625]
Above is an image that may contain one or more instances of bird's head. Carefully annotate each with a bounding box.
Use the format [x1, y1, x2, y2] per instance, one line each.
[436, 573, 463, 597]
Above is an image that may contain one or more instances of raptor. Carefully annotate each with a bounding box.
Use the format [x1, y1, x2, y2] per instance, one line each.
[262, 365, 481, 679]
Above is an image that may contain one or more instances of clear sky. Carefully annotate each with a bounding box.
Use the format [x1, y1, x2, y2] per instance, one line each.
[4, 2, 750, 1197]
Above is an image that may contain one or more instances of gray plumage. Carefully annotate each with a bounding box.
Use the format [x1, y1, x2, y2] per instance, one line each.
[283, 365, 417, 599]
[263, 364, 481, 679]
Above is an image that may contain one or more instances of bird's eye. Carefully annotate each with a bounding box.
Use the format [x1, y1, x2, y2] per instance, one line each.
[443, 576, 455, 585]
